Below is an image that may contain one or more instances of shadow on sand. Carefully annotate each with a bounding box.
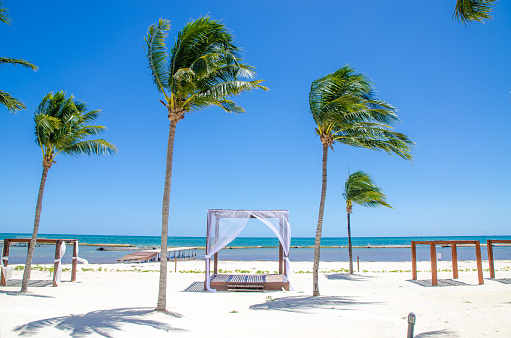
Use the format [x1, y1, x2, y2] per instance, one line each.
[5, 279, 53, 288]
[490, 278, 511, 284]
[249, 295, 378, 313]
[408, 279, 469, 287]
[325, 273, 375, 281]
[13, 307, 185, 337]
[415, 329, 459, 337]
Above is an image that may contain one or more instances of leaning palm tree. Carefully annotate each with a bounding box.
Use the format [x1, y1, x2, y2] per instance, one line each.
[20, 91, 116, 292]
[343, 171, 391, 274]
[145, 17, 266, 311]
[310, 65, 413, 296]
[454, 0, 496, 24]
[0, 1, 37, 114]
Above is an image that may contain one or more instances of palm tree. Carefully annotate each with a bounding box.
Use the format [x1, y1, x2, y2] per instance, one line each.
[20, 91, 116, 293]
[310, 65, 413, 296]
[343, 171, 391, 274]
[454, 0, 496, 24]
[1, 1, 37, 114]
[145, 17, 267, 311]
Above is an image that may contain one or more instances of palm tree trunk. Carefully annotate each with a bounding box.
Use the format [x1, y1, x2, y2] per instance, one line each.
[313, 143, 328, 296]
[157, 120, 177, 312]
[347, 212, 353, 274]
[20, 166, 50, 293]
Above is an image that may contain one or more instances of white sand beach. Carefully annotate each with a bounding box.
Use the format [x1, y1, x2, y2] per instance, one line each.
[1, 260, 510, 337]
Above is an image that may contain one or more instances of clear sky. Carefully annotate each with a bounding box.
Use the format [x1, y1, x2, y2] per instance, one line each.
[1, 1, 510, 238]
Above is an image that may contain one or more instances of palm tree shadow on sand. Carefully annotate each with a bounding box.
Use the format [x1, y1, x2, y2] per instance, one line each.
[249, 295, 379, 313]
[13, 307, 185, 337]
[325, 273, 375, 281]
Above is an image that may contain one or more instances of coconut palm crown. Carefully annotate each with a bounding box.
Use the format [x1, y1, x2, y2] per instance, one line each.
[343, 171, 391, 274]
[146, 17, 267, 123]
[310, 65, 412, 296]
[145, 16, 267, 312]
[20, 91, 116, 292]
[344, 171, 392, 214]
[454, 0, 496, 24]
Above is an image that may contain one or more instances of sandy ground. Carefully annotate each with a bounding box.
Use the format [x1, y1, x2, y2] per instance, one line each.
[1, 260, 510, 337]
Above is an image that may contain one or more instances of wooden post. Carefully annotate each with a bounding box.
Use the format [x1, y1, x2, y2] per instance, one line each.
[214, 252, 218, 274]
[174, 255, 177, 273]
[451, 243, 458, 279]
[430, 242, 437, 286]
[357, 256, 360, 272]
[475, 241, 484, 285]
[487, 240, 495, 279]
[53, 240, 62, 287]
[71, 241, 77, 282]
[1, 239, 10, 286]
[279, 243, 283, 274]
[411, 241, 417, 280]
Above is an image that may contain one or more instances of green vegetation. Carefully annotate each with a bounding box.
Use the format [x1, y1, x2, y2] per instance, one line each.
[20, 91, 116, 293]
[454, 0, 496, 24]
[344, 171, 391, 274]
[310, 65, 413, 296]
[0, 1, 37, 114]
[145, 16, 266, 312]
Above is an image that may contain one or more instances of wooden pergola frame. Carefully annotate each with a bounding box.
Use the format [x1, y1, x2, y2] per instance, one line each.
[205, 210, 290, 291]
[487, 239, 511, 278]
[1, 238, 80, 287]
[411, 240, 484, 286]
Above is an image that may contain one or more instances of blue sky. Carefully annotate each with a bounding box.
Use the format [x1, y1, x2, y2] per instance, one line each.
[1, 1, 510, 238]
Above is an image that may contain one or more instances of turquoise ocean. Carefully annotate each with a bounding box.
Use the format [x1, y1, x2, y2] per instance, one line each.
[1, 233, 510, 264]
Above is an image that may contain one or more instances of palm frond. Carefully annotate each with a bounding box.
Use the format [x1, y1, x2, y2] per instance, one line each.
[0, 57, 38, 71]
[0, 1, 10, 24]
[310, 65, 414, 160]
[63, 139, 117, 156]
[34, 91, 116, 160]
[343, 171, 392, 211]
[454, 0, 496, 24]
[0, 89, 25, 113]
[145, 18, 171, 99]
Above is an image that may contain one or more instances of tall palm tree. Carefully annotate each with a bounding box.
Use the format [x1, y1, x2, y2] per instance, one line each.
[310, 65, 413, 296]
[454, 0, 496, 24]
[1, 1, 37, 114]
[343, 171, 391, 274]
[145, 17, 267, 311]
[20, 91, 116, 292]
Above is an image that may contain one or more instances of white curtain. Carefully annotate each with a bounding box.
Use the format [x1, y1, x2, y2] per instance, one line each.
[205, 210, 251, 292]
[1, 256, 11, 282]
[54, 241, 66, 286]
[204, 210, 292, 292]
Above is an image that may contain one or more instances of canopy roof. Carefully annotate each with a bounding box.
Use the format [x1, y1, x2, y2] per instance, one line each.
[205, 209, 291, 292]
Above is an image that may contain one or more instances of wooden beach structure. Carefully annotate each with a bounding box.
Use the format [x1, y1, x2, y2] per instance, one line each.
[205, 209, 291, 292]
[1, 238, 82, 287]
[411, 240, 484, 286]
[487, 239, 511, 278]
[117, 247, 197, 263]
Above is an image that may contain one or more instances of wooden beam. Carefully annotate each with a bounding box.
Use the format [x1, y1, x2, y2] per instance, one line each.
[430, 242, 437, 286]
[411, 241, 417, 280]
[279, 243, 283, 274]
[475, 241, 484, 285]
[451, 244, 458, 279]
[214, 253, 218, 274]
[71, 241, 78, 281]
[487, 240, 495, 279]
[53, 240, 62, 287]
